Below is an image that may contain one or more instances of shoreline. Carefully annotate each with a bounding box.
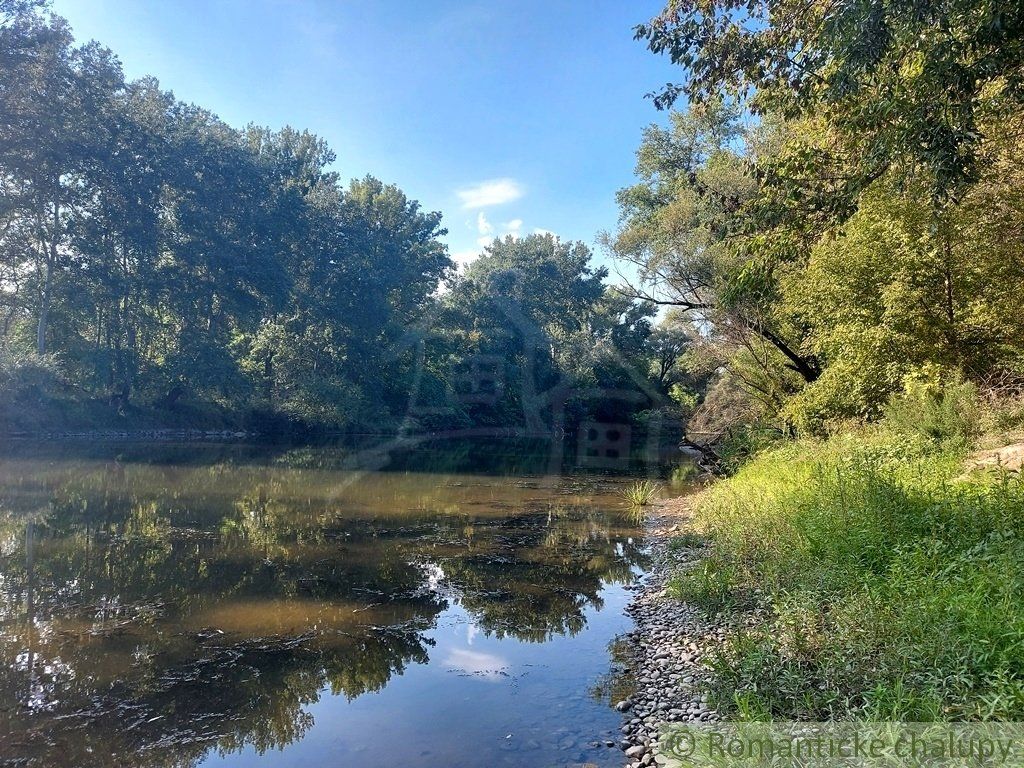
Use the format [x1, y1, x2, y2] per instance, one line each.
[615, 495, 724, 767]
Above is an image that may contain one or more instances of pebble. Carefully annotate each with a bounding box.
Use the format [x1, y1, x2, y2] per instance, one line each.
[612, 505, 745, 762]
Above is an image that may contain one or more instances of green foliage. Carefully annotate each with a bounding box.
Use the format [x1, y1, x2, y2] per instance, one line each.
[666, 530, 704, 551]
[1, 0, 676, 446]
[637, 0, 1024, 196]
[714, 424, 783, 474]
[425, 234, 672, 432]
[0, 347, 60, 429]
[683, 421, 1024, 720]
[667, 558, 738, 613]
[885, 370, 980, 446]
[668, 383, 698, 412]
[609, 103, 817, 388]
[609, 103, 823, 454]
[619, 479, 662, 507]
[780, 163, 1024, 431]
[0, 7, 458, 432]
[647, 310, 695, 390]
[625, 3, 1024, 447]
[615, 100, 1024, 441]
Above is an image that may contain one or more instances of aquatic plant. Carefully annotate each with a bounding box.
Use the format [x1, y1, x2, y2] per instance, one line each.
[620, 479, 662, 507]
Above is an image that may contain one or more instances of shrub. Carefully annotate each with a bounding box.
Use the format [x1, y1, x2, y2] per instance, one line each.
[0, 347, 60, 399]
[0, 347, 62, 430]
[667, 558, 739, 613]
[884, 368, 980, 446]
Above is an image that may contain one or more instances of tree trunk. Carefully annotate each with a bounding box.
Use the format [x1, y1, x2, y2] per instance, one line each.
[746, 320, 821, 383]
[36, 201, 59, 356]
[36, 252, 52, 355]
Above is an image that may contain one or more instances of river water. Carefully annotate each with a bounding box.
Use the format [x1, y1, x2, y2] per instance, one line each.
[0, 441, 663, 767]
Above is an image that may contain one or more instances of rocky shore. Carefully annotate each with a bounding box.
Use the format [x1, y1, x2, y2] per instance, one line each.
[614, 496, 725, 767]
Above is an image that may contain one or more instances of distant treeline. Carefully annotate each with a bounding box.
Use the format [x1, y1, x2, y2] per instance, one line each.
[0, 2, 695, 439]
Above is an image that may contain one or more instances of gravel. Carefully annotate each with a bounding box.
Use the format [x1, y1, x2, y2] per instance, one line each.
[616, 499, 724, 767]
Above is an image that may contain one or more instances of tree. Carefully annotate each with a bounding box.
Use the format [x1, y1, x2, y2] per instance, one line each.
[609, 102, 821, 385]
[239, 173, 452, 427]
[637, 0, 1024, 197]
[631, 2, 1024, 439]
[782, 121, 1024, 427]
[0, 12, 125, 356]
[645, 309, 692, 389]
[0, 5, 456, 430]
[431, 234, 666, 431]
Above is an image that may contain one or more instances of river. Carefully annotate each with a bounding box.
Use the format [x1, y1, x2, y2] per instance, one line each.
[0, 440, 665, 767]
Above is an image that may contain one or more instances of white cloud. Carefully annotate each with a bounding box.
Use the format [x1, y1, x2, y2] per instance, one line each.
[457, 178, 523, 209]
[452, 249, 479, 267]
[533, 227, 556, 237]
[476, 212, 493, 235]
[444, 648, 509, 680]
[456, 213, 529, 267]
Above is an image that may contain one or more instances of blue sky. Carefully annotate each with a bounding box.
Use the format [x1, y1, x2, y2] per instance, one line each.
[50, 0, 678, 272]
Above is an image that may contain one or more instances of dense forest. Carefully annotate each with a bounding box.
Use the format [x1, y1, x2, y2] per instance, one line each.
[0, 1, 693, 440]
[2, 0, 1023, 459]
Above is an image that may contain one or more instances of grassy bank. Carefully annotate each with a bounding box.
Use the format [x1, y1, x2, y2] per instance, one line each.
[670, 399, 1024, 721]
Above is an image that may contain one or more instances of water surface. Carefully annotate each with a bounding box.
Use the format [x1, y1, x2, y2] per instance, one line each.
[0, 443, 648, 767]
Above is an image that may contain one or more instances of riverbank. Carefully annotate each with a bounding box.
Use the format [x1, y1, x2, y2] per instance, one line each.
[615, 495, 766, 767]
[625, 414, 1024, 734]
[617, 415, 1024, 763]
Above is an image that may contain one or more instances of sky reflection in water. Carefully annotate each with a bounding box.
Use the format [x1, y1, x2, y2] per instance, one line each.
[0, 443, 649, 767]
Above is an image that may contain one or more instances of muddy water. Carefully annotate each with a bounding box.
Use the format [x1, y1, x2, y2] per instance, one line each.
[0, 443, 651, 767]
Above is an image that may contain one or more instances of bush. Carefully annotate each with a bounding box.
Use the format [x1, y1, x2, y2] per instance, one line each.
[884, 368, 980, 446]
[0, 347, 59, 397]
[0, 347, 62, 430]
[715, 424, 783, 473]
[782, 355, 903, 435]
[667, 558, 740, 613]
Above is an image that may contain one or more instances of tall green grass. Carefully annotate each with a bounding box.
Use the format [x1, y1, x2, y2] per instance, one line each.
[670, 424, 1024, 721]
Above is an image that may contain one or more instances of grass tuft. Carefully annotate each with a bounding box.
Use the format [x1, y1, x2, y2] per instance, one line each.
[667, 531, 705, 551]
[620, 479, 662, 507]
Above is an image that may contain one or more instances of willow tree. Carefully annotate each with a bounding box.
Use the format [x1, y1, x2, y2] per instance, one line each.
[609, 101, 819, 411]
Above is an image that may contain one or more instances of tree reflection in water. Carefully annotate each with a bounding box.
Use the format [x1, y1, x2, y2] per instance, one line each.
[0, 444, 649, 767]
